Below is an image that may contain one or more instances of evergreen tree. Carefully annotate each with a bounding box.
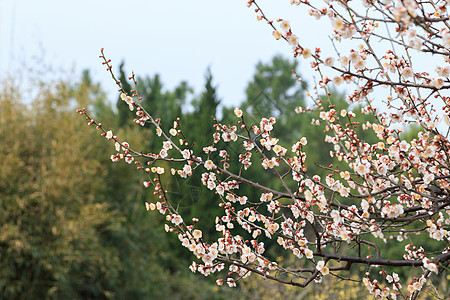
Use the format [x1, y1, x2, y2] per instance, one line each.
[175, 69, 222, 235]
[240, 55, 306, 143]
[136, 73, 191, 131]
[192, 67, 221, 148]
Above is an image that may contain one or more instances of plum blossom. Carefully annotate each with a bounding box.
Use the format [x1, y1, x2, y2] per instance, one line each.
[304, 248, 314, 259]
[280, 20, 291, 32]
[171, 214, 183, 226]
[331, 18, 344, 32]
[287, 34, 299, 47]
[273, 30, 282, 40]
[234, 107, 243, 117]
[192, 229, 202, 240]
[169, 128, 177, 136]
[316, 260, 329, 275]
[381, 203, 404, 219]
[204, 160, 216, 170]
[105, 130, 113, 140]
[354, 160, 370, 176]
[181, 149, 191, 159]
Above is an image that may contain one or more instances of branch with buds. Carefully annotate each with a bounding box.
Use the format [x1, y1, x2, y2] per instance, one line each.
[78, 1, 450, 299]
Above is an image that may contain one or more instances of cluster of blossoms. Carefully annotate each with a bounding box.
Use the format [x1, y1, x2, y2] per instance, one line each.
[77, 0, 450, 299]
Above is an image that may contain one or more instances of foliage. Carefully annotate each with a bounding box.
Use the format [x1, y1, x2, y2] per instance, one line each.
[0, 73, 239, 299]
[0, 78, 122, 299]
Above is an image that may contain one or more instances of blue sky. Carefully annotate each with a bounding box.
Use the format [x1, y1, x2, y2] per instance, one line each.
[0, 0, 329, 107]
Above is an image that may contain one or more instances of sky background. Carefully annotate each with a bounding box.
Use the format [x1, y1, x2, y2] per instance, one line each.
[0, 0, 331, 107]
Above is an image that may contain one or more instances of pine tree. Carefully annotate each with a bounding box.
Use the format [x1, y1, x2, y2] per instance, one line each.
[176, 68, 221, 235]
